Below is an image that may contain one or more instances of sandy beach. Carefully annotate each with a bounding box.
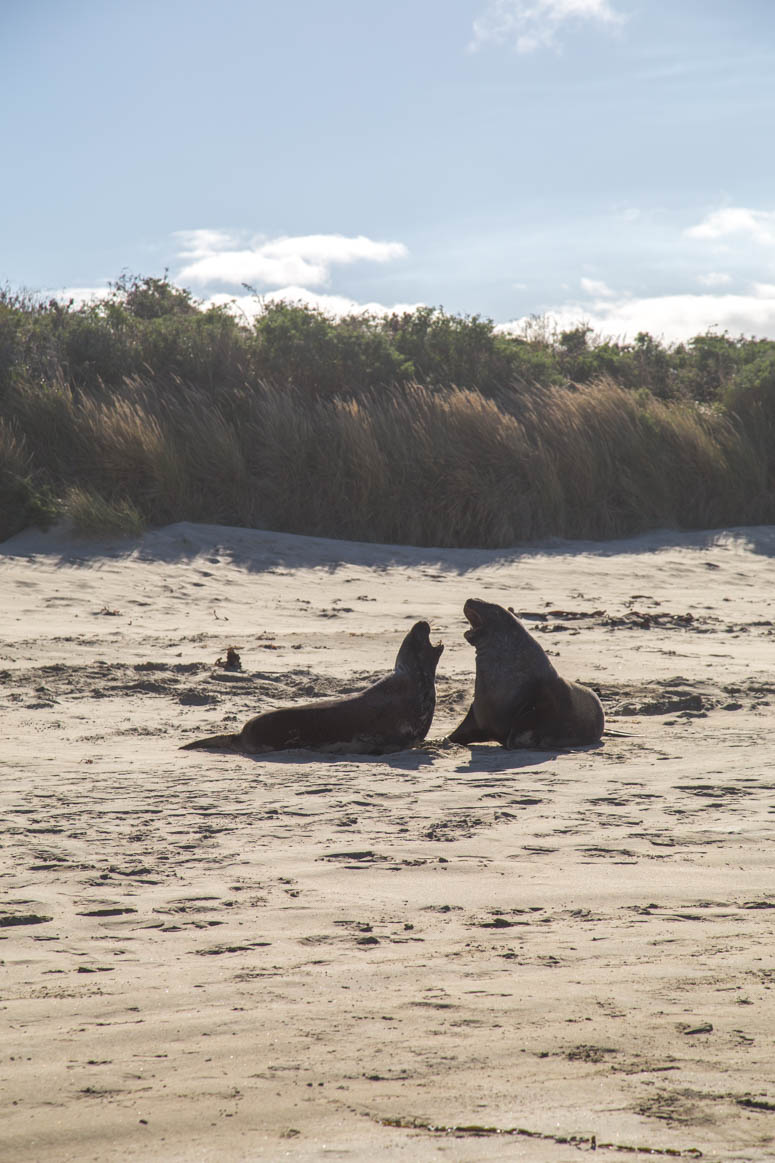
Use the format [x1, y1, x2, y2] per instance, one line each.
[1, 520, 774, 1162]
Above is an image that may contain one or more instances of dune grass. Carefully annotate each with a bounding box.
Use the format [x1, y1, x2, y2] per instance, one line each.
[1, 280, 773, 546]
[2, 370, 769, 547]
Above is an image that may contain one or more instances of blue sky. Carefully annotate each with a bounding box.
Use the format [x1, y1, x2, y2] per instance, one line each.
[3, 0, 775, 340]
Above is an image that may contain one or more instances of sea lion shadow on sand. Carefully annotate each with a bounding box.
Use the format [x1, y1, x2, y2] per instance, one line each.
[450, 739, 604, 774]
[180, 620, 443, 757]
[249, 742, 439, 771]
[448, 598, 605, 752]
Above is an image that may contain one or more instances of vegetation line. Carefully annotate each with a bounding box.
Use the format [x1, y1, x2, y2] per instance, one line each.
[1, 275, 773, 545]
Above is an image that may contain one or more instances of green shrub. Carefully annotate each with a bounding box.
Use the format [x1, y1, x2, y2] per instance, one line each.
[63, 486, 144, 538]
[2, 274, 774, 545]
[0, 417, 60, 540]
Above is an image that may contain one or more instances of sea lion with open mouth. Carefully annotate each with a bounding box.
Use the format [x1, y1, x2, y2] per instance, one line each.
[448, 598, 604, 750]
[181, 620, 444, 754]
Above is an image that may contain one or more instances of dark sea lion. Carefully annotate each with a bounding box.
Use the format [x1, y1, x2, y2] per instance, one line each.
[181, 620, 444, 754]
[448, 598, 604, 749]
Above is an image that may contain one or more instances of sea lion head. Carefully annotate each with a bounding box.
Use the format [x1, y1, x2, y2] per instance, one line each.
[461, 598, 522, 648]
[461, 597, 555, 679]
[395, 620, 444, 677]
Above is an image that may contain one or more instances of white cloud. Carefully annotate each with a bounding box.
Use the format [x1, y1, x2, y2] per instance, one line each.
[696, 271, 732, 287]
[204, 287, 424, 323]
[49, 285, 112, 307]
[175, 229, 239, 258]
[685, 207, 775, 247]
[175, 231, 408, 289]
[580, 276, 614, 297]
[470, 0, 626, 54]
[497, 286, 775, 343]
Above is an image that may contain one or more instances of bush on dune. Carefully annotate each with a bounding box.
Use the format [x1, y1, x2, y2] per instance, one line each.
[0, 416, 59, 541]
[0, 274, 773, 546]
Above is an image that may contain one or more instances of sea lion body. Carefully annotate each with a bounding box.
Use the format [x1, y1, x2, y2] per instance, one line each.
[449, 598, 604, 749]
[181, 620, 444, 754]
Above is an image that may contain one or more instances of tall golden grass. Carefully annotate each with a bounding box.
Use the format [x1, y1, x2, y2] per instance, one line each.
[4, 374, 770, 546]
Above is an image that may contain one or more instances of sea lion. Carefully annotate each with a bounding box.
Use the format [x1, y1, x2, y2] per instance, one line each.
[448, 598, 604, 749]
[181, 620, 444, 754]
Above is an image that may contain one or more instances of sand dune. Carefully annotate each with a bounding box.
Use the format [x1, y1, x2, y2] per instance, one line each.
[1, 520, 774, 1161]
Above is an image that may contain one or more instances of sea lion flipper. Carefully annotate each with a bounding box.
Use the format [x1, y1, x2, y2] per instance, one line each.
[180, 733, 240, 751]
[501, 696, 541, 748]
[448, 704, 490, 744]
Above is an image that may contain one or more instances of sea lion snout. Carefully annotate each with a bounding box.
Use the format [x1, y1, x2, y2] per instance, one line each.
[410, 619, 444, 659]
[462, 599, 483, 628]
[462, 597, 497, 644]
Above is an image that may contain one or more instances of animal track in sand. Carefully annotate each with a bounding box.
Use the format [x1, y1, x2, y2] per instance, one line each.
[636, 1086, 723, 1127]
[0, 908, 53, 927]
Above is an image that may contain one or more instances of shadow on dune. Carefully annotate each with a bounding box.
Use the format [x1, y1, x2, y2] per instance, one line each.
[3, 520, 775, 572]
